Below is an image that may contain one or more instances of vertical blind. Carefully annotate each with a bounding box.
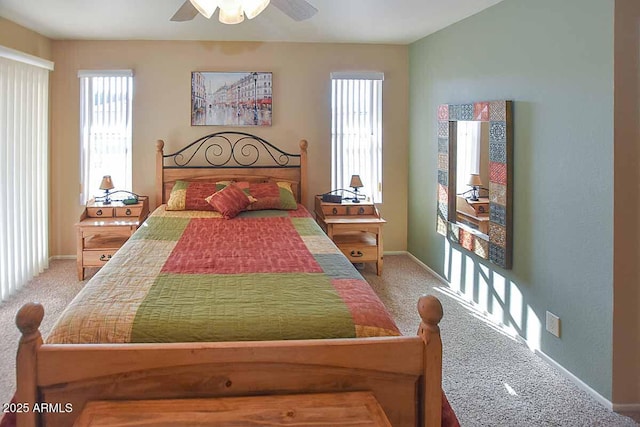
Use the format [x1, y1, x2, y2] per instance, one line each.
[0, 49, 52, 300]
[331, 72, 383, 203]
[79, 70, 133, 204]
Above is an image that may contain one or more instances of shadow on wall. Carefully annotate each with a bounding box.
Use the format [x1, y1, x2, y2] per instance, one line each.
[439, 239, 542, 351]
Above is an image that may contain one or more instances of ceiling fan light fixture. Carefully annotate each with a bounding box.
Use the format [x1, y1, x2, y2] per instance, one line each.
[218, 0, 245, 24]
[239, 0, 270, 19]
[189, 0, 218, 19]
[171, 0, 316, 24]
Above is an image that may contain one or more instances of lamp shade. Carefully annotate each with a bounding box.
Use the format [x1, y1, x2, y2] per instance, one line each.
[218, 2, 245, 23]
[349, 175, 364, 189]
[240, 0, 270, 19]
[189, 0, 218, 19]
[99, 175, 114, 191]
[467, 174, 482, 187]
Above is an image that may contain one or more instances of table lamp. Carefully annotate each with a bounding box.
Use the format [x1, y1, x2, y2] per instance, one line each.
[349, 174, 363, 203]
[99, 175, 115, 205]
[467, 174, 482, 201]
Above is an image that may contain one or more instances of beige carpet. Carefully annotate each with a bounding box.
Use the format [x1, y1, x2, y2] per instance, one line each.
[0, 256, 638, 426]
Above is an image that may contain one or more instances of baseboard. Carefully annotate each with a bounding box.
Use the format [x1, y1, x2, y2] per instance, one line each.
[383, 250, 408, 256]
[49, 255, 76, 261]
[612, 402, 640, 412]
[535, 349, 615, 410]
[404, 251, 450, 286]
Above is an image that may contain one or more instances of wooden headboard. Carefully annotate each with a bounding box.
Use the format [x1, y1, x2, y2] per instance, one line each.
[155, 132, 308, 209]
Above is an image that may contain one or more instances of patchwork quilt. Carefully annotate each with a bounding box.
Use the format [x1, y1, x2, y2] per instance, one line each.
[47, 205, 400, 344]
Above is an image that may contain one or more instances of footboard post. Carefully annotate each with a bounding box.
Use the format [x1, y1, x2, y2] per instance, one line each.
[417, 295, 444, 427]
[15, 303, 44, 427]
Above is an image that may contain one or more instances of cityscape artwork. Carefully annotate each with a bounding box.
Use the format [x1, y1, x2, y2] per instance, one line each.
[191, 71, 272, 126]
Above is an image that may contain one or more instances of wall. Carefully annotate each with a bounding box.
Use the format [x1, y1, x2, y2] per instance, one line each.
[49, 41, 409, 256]
[409, 0, 617, 401]
[613, 0, 640, 407]
[0, 17, 52, 60]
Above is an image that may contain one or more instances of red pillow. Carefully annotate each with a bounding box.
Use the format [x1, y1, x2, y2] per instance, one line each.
[232, 181, 298, 210]
[205, 184, 251, 219]
[166, 180, 226, 211]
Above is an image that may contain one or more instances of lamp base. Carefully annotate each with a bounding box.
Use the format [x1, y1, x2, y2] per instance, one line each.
[103, 190, 112, 205]
[351, 188, 360, 203]
[468, 186, 480, 201]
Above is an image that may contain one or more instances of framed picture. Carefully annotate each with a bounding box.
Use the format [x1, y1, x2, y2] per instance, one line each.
[191, 71, 272, 126]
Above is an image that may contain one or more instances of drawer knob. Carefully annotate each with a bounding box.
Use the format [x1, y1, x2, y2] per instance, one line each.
[125, 208, 132, 216]
[96, 209, 103, 216]
[332, 207, 338, 215]
[350, 250, 364, 258]
[358, 207, 365, 214]
[99, 254, 112, 262]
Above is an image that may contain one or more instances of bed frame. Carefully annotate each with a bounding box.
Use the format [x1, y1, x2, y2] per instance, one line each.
[15, 132, 444, 426]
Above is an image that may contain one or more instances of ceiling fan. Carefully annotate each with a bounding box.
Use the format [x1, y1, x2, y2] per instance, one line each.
[171, 0, 318, 25]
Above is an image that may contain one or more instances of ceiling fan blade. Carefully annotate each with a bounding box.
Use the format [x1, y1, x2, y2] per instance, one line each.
[170, 0, 199, 22]
[271, 0, 318, 21]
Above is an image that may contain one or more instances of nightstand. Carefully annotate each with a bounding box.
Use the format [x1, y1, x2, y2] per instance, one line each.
[456, 196, 489, 234]
[76, 196, 149, 280]
[314, 196, 386, 275]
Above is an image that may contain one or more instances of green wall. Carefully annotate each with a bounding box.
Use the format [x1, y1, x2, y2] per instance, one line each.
[408, 0, 614, 398]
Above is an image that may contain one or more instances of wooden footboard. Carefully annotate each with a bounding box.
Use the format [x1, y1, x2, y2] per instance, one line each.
[15, 295, 443, 427]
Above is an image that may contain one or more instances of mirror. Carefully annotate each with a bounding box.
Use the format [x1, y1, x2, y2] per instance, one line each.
[436, 100, 513, 269]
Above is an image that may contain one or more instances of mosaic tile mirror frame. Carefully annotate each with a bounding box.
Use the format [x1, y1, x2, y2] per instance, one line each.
[436, 100, 514, 269]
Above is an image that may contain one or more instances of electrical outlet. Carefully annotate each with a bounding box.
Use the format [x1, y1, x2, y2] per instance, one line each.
[546, 311, 561, 338]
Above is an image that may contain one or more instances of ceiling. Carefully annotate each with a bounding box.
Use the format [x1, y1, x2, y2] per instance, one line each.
[0, 0, 505, 45]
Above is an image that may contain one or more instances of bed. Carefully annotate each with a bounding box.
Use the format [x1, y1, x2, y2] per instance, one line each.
[13, 132, 446, 426]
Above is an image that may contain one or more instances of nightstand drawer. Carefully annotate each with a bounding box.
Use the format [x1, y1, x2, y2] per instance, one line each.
[320, 204, 376, 216]
[87, 206, 114, 218]
[334, 232, 378, 263]
[115, 205, 142, 217]
[340, 246, 378, 263]
[321, 205, 348, 216]
[83, 249, 119, 266]
[347, 205, 375, 216]
[471, 203, 488, 216]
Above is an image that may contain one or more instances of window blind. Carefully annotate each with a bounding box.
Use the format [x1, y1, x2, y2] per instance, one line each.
[0, 53, 51, 300]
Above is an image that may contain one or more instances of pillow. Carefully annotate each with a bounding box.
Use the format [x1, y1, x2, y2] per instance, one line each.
[166, 180, 227, 211]
[233, 181, 298, 211]
[205, 183, 252, 219]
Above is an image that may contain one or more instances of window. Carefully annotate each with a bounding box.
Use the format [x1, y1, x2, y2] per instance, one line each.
[456, 121, 481, 196]
[331, 72, 383, 203]
[0, 46, 52, 300]
[79, 70, 133, 204]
